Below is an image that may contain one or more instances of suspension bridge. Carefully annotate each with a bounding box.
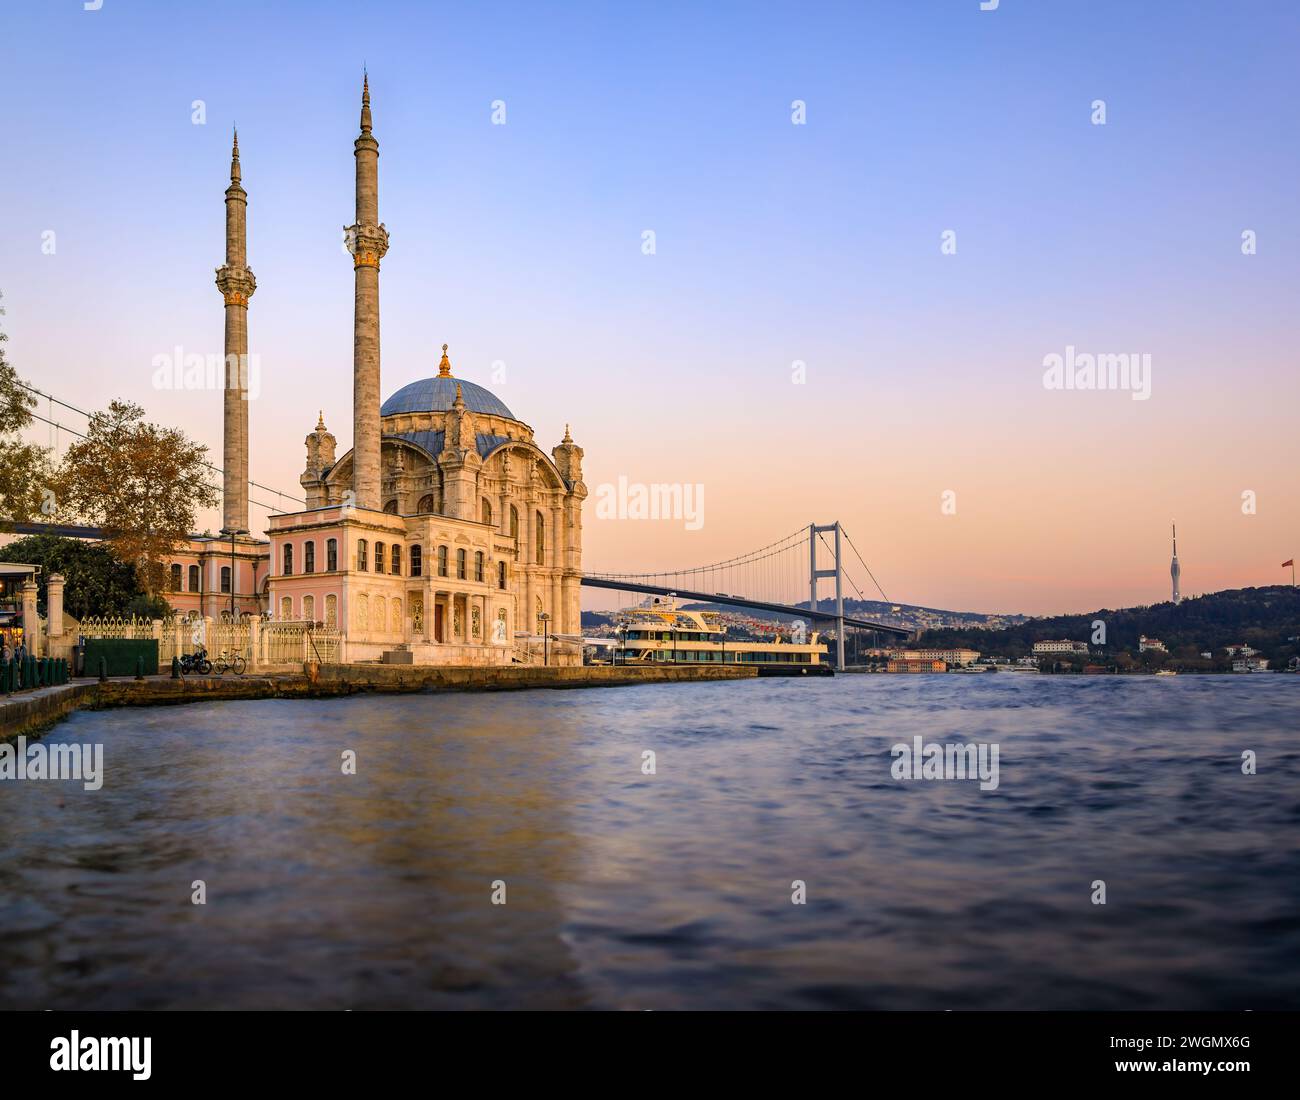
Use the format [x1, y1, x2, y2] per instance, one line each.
[14, 382, 912, 668]
[582, 522, 910, 668]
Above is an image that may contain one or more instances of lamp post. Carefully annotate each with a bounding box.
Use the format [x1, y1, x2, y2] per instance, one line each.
[220, 527, 248, 623]
[615, 623, 626, 666]
[720, 624, 727, 665]
[538, 611, 551, 666]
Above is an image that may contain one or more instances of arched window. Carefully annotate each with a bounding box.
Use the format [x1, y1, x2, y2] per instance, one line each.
[498, 559, 507, 590]
[188, 564, 200, 592]
[438, 545, 448, 577]
[303, 594, 315, 622]
[410, 545, 422, 577]
[283, 544, 293, 575]
[220, 566, 231, 593]
[375, 542, 385, 574]
[280, 595, 292, 620]
[482, 498, 493, 526]
[325, 594, 337, 628]
[304, 541, 315, 574]
[417, 494, 435, 514]
[495, 607, 508, 643]
[391, 598, 402, 633]
[383, 499, 399, 514]
[356, 594, 368, 630]
[375, 596, 386, 632]
[457, 548, 467, 580]
[170, 563, 182, 591]
[391, 545, 401, 575]
[535, 512, 545, 565]
[509, 504, 519, 539]
[357, 539, 368, 571]
[475, 551, 485, 583]
[326, 538, 338, 571]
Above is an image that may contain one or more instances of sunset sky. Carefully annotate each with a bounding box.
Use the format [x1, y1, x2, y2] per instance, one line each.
[2, 0, 1297, 616]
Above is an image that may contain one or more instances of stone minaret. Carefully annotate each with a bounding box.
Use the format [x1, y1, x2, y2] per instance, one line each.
[1170, 523, 1181, 605]
[215, 128, 256, 532]
[346, 74, 389, 511]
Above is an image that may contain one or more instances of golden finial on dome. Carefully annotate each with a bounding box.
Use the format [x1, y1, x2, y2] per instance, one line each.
[316, 410, 326, 431]
[438, 342, 452, 377]
[563, 424, 573, 443]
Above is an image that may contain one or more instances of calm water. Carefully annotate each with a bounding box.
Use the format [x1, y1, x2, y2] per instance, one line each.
[1, 675, 1297, 1010]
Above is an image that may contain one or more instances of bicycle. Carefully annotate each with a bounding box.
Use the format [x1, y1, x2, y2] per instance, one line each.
[211, 650, 247, 677]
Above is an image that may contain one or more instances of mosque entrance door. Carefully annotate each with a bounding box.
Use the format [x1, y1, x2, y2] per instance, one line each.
[434, 604, 444, 643]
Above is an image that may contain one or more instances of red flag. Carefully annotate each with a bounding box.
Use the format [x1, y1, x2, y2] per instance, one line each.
[1284, 560, 1295, 568]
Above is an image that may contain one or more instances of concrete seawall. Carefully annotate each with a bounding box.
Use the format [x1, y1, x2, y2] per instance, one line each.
[1, 663, 756, 741]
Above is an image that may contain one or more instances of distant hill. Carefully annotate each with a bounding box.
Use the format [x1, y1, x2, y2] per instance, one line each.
[918, 586, 1300, 667]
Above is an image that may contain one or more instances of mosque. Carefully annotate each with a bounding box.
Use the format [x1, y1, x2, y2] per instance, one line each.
[192, 76, 586, 665]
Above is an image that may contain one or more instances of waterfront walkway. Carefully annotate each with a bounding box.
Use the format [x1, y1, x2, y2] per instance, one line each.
[0, 663, 756, 741]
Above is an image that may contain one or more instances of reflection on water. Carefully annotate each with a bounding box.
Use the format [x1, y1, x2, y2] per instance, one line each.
[1, 676, 1297, 1009]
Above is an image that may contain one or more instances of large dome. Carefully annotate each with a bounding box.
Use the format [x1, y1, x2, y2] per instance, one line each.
[380, 375, 515, 420]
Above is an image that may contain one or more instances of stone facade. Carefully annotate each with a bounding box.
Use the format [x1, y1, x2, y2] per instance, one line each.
[251, 76, 583, 665]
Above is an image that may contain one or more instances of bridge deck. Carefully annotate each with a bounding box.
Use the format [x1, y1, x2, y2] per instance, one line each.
[581, 577, 911, 637]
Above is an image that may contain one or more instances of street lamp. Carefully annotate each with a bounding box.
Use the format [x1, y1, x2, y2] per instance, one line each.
[538, 611, 551, 666]
[219, 527, 248, 623]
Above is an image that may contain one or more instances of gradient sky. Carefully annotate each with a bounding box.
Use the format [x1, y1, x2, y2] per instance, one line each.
[2, 0, 1297, 615]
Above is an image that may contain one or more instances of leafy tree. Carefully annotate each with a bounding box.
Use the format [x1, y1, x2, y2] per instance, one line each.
[125, 593, 173, 620]
[0, 534, 144, 619]
[0, 291, 56, 527]
[54, 401, 219, 593]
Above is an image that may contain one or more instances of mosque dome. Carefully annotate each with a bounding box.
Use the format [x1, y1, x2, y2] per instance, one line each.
[380, 344, 515, 420]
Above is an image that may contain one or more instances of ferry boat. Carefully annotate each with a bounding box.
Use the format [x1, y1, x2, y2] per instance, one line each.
[611, 596, 832, 675]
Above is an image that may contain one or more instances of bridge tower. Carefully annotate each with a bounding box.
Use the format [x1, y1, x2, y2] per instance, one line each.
[809, 522, 846, 670]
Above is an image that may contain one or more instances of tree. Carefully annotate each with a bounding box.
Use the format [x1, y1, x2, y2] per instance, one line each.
[0, 534, 144, 619]
[54, 401, 219, 593]
[0, 291, 56, 527]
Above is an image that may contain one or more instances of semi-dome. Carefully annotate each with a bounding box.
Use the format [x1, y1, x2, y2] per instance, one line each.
[380, 344, 515, 420]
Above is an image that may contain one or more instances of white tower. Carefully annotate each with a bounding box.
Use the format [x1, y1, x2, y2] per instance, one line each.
[1170, 523, 1181, 605]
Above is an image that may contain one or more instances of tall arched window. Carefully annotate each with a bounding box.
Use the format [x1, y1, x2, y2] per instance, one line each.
[438, 545, 448, 577]
[304, 540, 315, 574]
[410, 545, 423, 577]
[417, 494, 435, 514]
[188, 565, 200, 592]
[283, 544, 293, 575]
[220, 566, 231, 593]
[475, 551, 485, 583]
[326, 538, 338, 571]
[482, 498, 493, 526]
[509, 504, 519, 539]
[280, 595, 292, 620]
[375, 542, 385, 574]
[325, 594, 337, 628]
[457, 548, 467, 580]
[498, 559, 507, 590]
[383, 499, 399, 514]
[357, 539, 368, 571]
[303, 594, 315, 622]
[535, 512, 545, 565]
[375, 596, 387, 632]
[170, 564, 182, 591]
[391, 545, 401, 575]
